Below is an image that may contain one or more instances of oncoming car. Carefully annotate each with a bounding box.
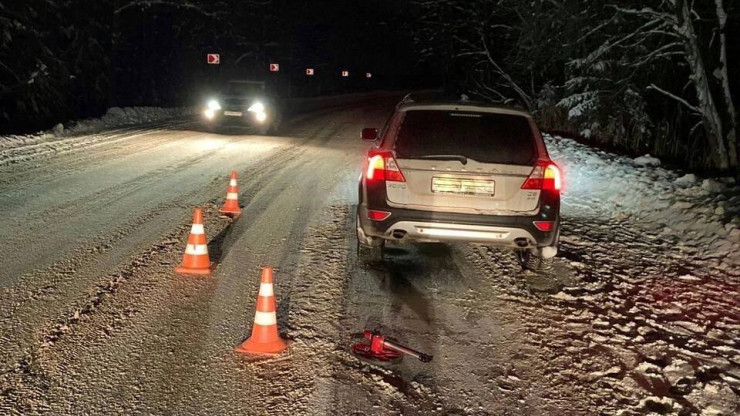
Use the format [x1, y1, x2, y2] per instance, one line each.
[356, 95, 562, 271]
[201, 80, 281, 134]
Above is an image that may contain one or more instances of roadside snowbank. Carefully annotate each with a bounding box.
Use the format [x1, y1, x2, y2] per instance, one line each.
[546, 134, 740, 269]
[0, 106, 193, 150]
[66, 106, 192, 135]
[0, 92, 398, 151]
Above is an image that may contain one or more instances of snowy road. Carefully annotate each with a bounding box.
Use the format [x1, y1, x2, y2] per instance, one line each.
[0, 99, 738, 415]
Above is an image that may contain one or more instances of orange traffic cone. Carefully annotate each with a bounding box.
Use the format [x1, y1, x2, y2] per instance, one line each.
[219, 171, 242, 217]
[174, 207, 214, 275]
[235, 267, 287, 355]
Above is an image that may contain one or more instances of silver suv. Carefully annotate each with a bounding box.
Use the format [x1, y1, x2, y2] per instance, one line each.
[356, 95, 562, 270]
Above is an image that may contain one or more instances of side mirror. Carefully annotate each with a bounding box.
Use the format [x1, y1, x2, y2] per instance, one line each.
[361, 128, 379, 141]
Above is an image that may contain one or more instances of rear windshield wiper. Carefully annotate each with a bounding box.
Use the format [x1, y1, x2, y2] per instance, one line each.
[415, 154, 468, 165]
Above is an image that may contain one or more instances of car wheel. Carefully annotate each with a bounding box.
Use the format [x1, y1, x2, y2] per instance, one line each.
[269, 117, 282, 135]
[520, 248, 553, 272]
[255, 124, 271, 135]
[520, 228, 559, 272]
[358, 242, 384, 265]
[356, 211, 384, 265]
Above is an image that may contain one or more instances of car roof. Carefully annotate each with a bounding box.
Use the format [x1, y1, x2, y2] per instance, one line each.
[397, 93, 532, 118]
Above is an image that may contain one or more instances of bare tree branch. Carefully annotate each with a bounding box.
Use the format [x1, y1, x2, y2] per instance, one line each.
[115, 1, 218, 16]
[479, 32, 532, 108]
[647, 84, 700, 114]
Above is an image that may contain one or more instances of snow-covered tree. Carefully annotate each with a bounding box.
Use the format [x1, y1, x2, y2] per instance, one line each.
[0, 0, 112, 129]
[563, 0, 738, 170]
[412, 0, 738, 173]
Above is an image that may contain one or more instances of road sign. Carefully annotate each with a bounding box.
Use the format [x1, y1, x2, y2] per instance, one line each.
[270, 63, 280, 72]
[207, 54, 220, 65]
[365, 72, 372, 78]
[341, 70, 349, 77]
[306, 68, 315, 76]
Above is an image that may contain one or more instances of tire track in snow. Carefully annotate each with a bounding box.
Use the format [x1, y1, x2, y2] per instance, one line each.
[0, 107, 370, 414]
[0, 119, 194, 169]
[0, 120, 197, 192]
[465, 215, 740, 415]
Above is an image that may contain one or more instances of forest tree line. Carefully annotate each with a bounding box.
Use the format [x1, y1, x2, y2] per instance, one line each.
[413, 0, 739, 173]
[1, 0, 738, 174]
[0, 0, 419, 133]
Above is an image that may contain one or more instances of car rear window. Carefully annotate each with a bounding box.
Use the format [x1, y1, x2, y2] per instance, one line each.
[393, 110, 537, 165]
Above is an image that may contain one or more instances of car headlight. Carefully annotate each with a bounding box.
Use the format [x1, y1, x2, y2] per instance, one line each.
[248, 101, 265, 113]
[207, 100, 221, 110]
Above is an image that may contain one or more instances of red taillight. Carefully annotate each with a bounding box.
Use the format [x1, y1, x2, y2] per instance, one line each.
[542, 164, 561, 191]
[365, 151, 405, 182]
[533, 221, 555, 232]
[368, 210, 391, 221]
[367, 154, 385, 180]
[384, 156, 405, 182]
[522, 161, 561, 191]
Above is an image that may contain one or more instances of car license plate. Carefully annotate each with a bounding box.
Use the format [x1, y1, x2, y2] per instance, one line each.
[432, 177, 495, 196]
[224, 111, 243, 117]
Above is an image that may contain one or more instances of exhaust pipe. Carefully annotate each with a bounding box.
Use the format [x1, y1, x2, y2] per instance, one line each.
[392, 230, 407, 239]
[514, 238, 529, 248]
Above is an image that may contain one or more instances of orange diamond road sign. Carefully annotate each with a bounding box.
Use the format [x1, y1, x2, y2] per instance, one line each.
[269, 63, 280, 72]
[306, 68, 315, 76]
[366, 72, 372, 78]
[341, 70, 349, 77]
[207, 54, 220, 64]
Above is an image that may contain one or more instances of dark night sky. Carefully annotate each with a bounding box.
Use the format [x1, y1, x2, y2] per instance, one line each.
[110, 0, 434, 106]
[223, 0, 431, 87]
[0, 0, 439, 132]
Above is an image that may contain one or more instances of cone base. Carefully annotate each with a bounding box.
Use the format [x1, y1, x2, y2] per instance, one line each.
[174, 262, 215, 275]
[235, 337, 287, 355]
[219, 208, 242, 218]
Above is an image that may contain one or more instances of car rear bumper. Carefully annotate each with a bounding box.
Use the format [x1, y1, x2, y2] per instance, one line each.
[358, 203, 559, 248]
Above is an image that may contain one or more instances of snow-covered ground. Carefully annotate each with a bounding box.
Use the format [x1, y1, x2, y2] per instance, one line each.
[0, 107, 195, 167]
[0, 92, 395, 164]
[0, 106, 193, 150]
[0, 104, 737, 415]
[533, 134, 740, 415]
[546, 134, 740, 270]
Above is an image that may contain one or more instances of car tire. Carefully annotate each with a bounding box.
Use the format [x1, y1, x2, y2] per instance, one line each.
[269, 117, 282, 135]
[520, 249, 553, 272]
[358, 242, 384, 264]
[255, 124, 271, 135]
[356, 210, 384, 265]
[520, 228, 559, 272]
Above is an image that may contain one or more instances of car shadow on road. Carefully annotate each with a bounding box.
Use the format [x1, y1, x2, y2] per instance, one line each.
[189, 124, 256, 135]
[351, 241, 460, 396]
[190, 123, 291, 138]
[364, 243, 455, 328]
[207, 217, 239, 265]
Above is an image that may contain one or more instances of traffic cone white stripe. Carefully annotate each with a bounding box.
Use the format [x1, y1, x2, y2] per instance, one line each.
[234, 266, 287, 355]
[259, 282, 274, 297]
[254, 311, 277, 326]
[190, 224, 205, 235]
[185, 244, 208, 255]
[220, 171, 242, 217]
